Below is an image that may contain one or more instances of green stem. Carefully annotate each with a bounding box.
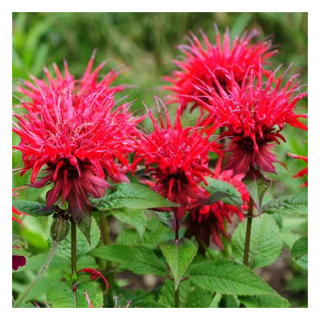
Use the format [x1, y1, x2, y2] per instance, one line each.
[100, 212, 111, 271]
[243, 196, 254, 266]
[71, 220, 77, 281]
[174, 286, 180, 308]
[14, 240, 60, 308]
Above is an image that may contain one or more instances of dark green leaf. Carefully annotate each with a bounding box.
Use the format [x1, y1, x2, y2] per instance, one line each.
[232, 215, 283, 269]
[12, 200, 59, 217]
[238, 295, 290, 308]
[91, 245, 167, 276]
[77, 213, 92, 245]
[159, 238, 198, 290]
[263, 189, 308, 215]
[159, 279, 212, 308]
[189, 259, 283, 297]
[243, 170, 271, 215]
[112, 208, 146, 238]
[91, 183, 179, 211]
[291, 236, 308, 270]
[204, 178, 242, 206]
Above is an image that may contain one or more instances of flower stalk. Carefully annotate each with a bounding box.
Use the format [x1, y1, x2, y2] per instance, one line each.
[243, 196, 254, 266]
[71, 220, 77, 281]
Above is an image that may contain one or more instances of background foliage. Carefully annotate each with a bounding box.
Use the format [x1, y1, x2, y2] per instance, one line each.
[12, 12, 308, 307]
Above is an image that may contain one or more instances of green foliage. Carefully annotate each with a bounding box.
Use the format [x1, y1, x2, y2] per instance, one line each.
[232, 214, 283, 269]
[12, 247, 31, 257]
[12, 200, 59, 217]
[204, 177, 242, 206]
[112, 208, 146, 238]
[46, 280, 103, 308]
[91, 183, 178, 211]
[263, 189, 308, 215]
[91, 245, 167, 276]
[48, 216, 100, 260]
[189, 259, 286, 298]
[238, 295, 290, 308]
[159, 279, 212, 308]
[291, 236, 308, 270]
[243, 171, 271, 215]
[159, 238, 198, 290]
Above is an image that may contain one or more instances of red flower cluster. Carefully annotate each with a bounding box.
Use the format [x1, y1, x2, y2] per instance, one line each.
[288, 153, 308, 187]
[186, 169, 247, 252]
[196, 65, 307, 174]
[13, 58, 138, 226]
[132, 99, 222, 221]
[164, 26, 276, 112]
[17, 51, 125, 115]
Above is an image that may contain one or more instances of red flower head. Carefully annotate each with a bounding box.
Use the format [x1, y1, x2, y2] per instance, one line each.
[185, 169, 248, 253]
[196, 64, 307, 175]
[13, 84, 138, 227]
[132, 98, 223, 221]
[17, 51, 125, 115]
[164, 25, 276, 112]
[288, 153, 308, 187]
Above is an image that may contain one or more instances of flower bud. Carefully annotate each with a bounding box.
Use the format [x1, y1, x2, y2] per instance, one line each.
[50, 216, 70, 242]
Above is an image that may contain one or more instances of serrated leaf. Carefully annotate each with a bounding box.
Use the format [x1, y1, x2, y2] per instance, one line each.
[12, 200, 59, 217]
[189, 259, 282, 297]
[156, 211, 174, 229]
[243, 170, 271, 215]
[48, 216, 100, 260]
[204, 178, 242, 206]
[159, 238, 197, 290]
[209, 293, 222, 308]
[238, 295, 290, 308]
[159, 279, 212, 308]
[46, 280, 103, 308]
[112, 208, 146, 238]
[232, 215, 283, 269]
[263, 189, 308, 215]
[91, 245, 167, 276]
[291, 236, 308, 270]
[91, 183, 179, 211]
[117, 228, 140, 246]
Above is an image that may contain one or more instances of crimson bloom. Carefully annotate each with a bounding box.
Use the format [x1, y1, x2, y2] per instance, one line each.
[132, 98, 222, 222]
[164, 25, 276, 112]
[13, 78, 138, 227]
[195, 64, 307, 175]
[17, 51, 125, 115]
[185, 169, 247, 252]
[288, 153, 308, 187]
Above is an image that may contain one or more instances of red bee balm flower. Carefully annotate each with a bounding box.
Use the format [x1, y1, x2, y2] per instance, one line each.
[186, 169, 248, 252]
[132, 99, 222, 221]
[164, 26, 276, 112]
[17, 51, 125, 115]
[13, 84, 137, 226]
[197, 65, 307, 175]
[288, 153, 308, 187]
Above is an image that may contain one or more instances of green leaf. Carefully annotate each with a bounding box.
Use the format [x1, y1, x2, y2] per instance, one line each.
[91, 245, 167, 276]
[137, 301, 169, 308]
[48, 216, 100, 260]
[91, 183, 179, 211]
[112, 208, 146, 238]
[77, 213, 92, 245]
[12, 234, 28, 248]
[156, 211, 174, 229]
[232, 215, 283, 269]
[291, 236, 308, 270]
[12, 200, 59, 217]
[263, 189, 308, 215]
[243, 170, 271, 215]
[189, 259, 282, 297]
[209, 293, 222, 308]
[116, 228, 140, 246]
[12, 246, 31, 257]
[238, 295, 290, 308]
[204, 178, 242, 206]
[46, 280, 103, 308]
[159, 279, 212, 308]
[159, 238, 198, 290]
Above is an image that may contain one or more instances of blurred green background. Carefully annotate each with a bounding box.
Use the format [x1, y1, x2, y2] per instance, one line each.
[12, 12, 308, 307]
